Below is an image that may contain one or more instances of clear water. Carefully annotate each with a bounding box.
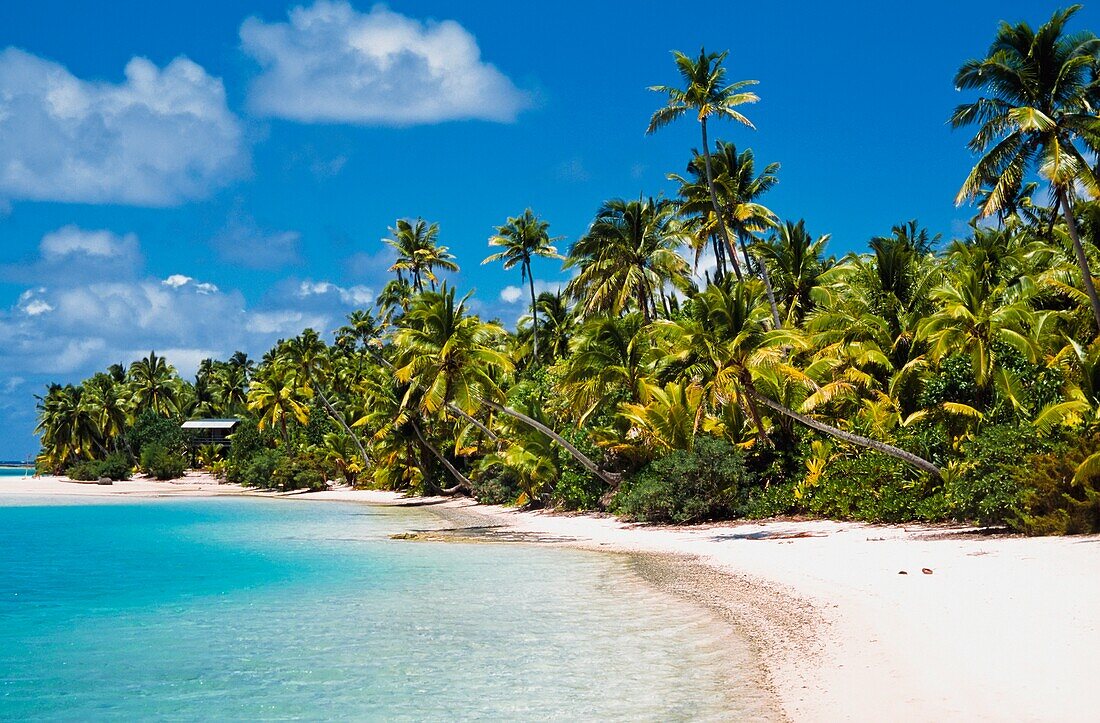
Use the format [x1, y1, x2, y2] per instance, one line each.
[0, 497, 773, 720]
[0, 467, 32, 477]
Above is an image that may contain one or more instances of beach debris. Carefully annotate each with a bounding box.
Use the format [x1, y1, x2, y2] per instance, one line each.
[898, 570, 908, 575]
[922, 568, 933, 575]
[96, 477, 113, 486]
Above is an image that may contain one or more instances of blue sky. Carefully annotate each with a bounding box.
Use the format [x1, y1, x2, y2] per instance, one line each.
[0, 0, 1089, 459]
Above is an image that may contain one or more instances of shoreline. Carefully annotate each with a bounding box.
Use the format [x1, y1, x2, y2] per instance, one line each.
[3, 477, 1098, 720]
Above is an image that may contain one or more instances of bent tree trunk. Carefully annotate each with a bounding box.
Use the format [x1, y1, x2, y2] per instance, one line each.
[700, 118, 743, 281]
[1058, 189, 1100, 332]
[480, 399, 620, 488]
[316, 389, 369, 466]
[412, 421, 472, 496]
[742, 387, 942, 479]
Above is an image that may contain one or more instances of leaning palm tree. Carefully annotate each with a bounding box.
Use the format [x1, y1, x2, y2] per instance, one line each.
[483, 209, 563, 362]
[659, 281, 942, 477]
[648, 48, 759, 281]
[953, 4, 1100, 330]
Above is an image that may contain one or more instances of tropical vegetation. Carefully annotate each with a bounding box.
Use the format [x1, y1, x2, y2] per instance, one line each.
[35, 6, 1100, 533]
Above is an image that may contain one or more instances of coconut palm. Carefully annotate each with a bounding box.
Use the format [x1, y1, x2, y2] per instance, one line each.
[648, 48, 759, 281]
[128, 352, 179, 417]
[953, 5, 1100, 330]
[660, 281, 942, 476]
[385, 218, 459, 292]
[484, 209, 563, 363]
[754, 220, 833, 325]
[565, 197, 691, 322]
[248, 364, 311, 441]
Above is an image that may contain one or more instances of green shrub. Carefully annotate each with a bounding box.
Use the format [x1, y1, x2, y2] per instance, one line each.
[128, 410, 187, 458]
[552, 467, 604, 511]
[613, 436, 747, 523]
[241, 449, 284, 488]
[799, 452, 945, 522]
[271, 450, 330, 492]
[66, 460, 104, 481]
[471, 463, 521, 506]
[98, 453, 133, 481]
[140, 443, 187, 481]
[946, 424, 1058, 525]
[1012, 434, 1100, 535]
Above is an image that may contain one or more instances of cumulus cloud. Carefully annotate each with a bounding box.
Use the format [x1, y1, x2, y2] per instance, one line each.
[162, 274, 219, 294]
[0, 48, 246, 206]
[40, 225, 136, 259]
[241, 1, 529, 125]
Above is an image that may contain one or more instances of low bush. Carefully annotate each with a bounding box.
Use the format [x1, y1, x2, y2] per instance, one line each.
[66, 452, 133, 481]
[471, 463, 521, 506]
[613, 436, 747, 523]
[1012, 434, 1100, 535]
[945, 424, 1058, 525]
[140, 443, 187, 481]
[797, 452, 946, 523]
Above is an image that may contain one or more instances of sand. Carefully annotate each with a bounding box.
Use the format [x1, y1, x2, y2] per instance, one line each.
[3, 477, 1097, 721]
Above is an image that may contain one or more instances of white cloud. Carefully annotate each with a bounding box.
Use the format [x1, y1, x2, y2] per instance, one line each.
[17, 289, 53, 316]
[162, 274, 219, 294]
[298, 280, 373, 306]
[0, 48, 246, 206]
[40, 225, 136, 259]
[246, 310, 328, 335]
[498, 279, 564, 304]
[241, 1, 529, 125]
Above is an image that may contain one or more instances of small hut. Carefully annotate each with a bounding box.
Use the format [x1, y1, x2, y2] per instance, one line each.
[181, 418, 241, 448]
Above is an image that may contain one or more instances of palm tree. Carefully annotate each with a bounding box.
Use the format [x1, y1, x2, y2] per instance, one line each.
[385, 218, 459, 292]
[754, 220, 833, 325]
[128, 351, 179, 417]
[671, 142, 783, 324]
[953, 5, 1100, 330]
[565, 197, 690, 322]
[484, 209, 563, 362]
[660, 281, 942, 476]
[248, 363, 311, 441]
[648, 48, 759, 281]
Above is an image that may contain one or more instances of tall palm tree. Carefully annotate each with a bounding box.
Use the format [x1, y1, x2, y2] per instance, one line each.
[483, 209, 562, 362]
[953, 5, 1100, 330]
[248, 363, 311, 441]
[385, 218, 459, 292]
[565, 197, 690, 322]
[671, 142, 783, 324]
[648, 48, 759, 281]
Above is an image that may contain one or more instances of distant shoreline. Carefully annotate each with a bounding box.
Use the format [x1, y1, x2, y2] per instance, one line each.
[2, 476, 1098, 720]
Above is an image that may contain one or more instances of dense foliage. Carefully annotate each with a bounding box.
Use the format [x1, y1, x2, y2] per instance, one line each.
[34, 7, 1100, 533]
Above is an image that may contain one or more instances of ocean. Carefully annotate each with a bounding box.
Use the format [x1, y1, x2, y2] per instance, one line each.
[0, 497, 772, 720]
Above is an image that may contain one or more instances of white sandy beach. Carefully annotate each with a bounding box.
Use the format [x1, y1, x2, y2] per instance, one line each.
[3, 476, 1097, 722]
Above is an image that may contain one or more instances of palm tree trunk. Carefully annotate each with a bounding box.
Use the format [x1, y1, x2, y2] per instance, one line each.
[742, 386, 942, 478]
[1057, 188, 1100, 331]
[734, 226, 781, 328]
[700, 117, 743, 281]
[412, 421, 472, 495]
[526, 260, 540, 363]
[446, 404, 500, 444]
[480, 399, 620, 488]
[316, 389, 369, 464]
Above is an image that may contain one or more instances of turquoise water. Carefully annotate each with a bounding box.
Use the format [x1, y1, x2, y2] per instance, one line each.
[0, 467, 32, 477]
[0, 497, 772, 720]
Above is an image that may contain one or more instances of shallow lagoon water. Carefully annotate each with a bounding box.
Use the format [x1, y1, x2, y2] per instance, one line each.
[0, 497, 772, 720]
